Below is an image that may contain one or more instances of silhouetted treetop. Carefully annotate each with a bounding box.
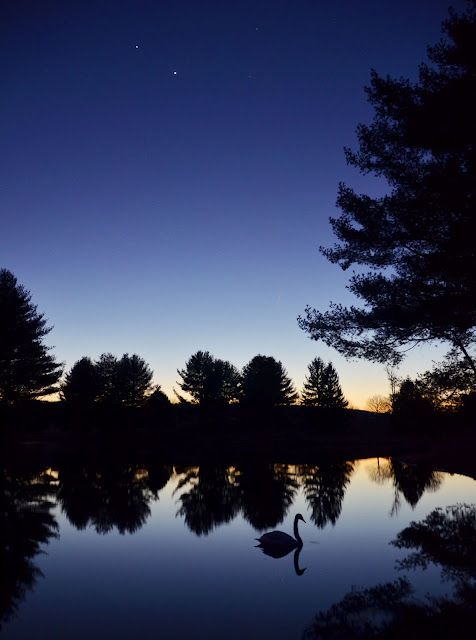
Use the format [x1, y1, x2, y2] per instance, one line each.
[176, 350, 240, 405]
[95, 353, 119, 403]
[113, 353, 154, 407]
[102, 353, 153, 406]
[61, 357, 100, 406]
[299, 2, 476, 380]
[301, 357, 348, 408]
[62, 353, 154, 407]
[240, 355, 298, 407]
[0, 269, 62, 404]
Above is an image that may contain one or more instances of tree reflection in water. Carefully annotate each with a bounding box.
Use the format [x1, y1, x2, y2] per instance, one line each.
[175, 459, 446, 536]
[239, 464, 298, 531]
[298, 462, 354, 528]
[175, 466, 240, 536]
[303, 504, 476, 639]
[50, 459, 447, 541]
[175, 464, 299, 534]
[368, 458, 443, 515]
[146, 464, 173, 498]
[57, 464, 172, 534]
[0, 458, 460, 635]
[394, 504, 476, 581]
[0, 468, 58, 630]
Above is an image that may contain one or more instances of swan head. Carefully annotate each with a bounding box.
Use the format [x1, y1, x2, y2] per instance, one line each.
[295, 513, 306, 523]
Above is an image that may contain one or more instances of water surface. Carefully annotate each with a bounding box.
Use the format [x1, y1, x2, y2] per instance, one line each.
[2, 458, 475, 639]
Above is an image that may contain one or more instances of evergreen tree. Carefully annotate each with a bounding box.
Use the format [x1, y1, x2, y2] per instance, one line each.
[302, 357, 348, 408]
[177, 350, 240, 405]
[61, 357, 101, 406]
[213, 359, 242, 405]
[177, 351, 214, 404]
[93, 353, 154, 406]
[114, 353, 154, 407]
[299, 2, 476, 381]
[240, 355, 297, 407]
[301, 357, 326, 406]
[321, 363, 348, 409]
[95, 353, 119, 403]
[0, 269, 62, 404]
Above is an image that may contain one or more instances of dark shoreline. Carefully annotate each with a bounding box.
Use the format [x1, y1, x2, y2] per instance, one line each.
[2, 407, 475, 479]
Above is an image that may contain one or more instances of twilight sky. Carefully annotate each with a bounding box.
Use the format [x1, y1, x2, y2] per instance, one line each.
[1, 0, 465, 406]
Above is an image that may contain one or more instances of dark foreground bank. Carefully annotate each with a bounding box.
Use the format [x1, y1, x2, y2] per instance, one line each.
[1, 403, 475, 479]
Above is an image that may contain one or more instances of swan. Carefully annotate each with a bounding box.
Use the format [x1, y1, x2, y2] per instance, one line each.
[256, 513, 305, 553]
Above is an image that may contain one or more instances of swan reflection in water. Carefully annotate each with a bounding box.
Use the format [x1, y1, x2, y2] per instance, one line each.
[255, 513, 307, 576]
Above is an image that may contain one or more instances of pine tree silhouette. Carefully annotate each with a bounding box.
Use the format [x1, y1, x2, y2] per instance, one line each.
[302, 357, 348, 408]
[0, 269, 62, 404]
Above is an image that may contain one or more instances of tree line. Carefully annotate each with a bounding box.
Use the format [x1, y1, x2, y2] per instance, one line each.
[1, 266, 473, 417]
[0, 268, 347, 410]
[63, 350, 348, 409]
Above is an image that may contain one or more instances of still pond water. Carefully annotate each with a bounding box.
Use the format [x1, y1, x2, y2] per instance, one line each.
[2, 458, 475, 639]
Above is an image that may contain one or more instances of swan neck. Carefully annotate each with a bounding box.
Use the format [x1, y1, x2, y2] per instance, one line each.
[293, 516, 303, 545]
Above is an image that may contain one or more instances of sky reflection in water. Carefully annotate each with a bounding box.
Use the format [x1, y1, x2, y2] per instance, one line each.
[1, 458, 475, 639]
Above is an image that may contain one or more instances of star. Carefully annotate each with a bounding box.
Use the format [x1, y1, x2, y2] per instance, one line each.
[173, 71, 177, 75]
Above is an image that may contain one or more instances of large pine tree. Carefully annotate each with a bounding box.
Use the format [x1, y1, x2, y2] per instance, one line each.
[0, 269, 62, 404]
[299, 2, 476, 382]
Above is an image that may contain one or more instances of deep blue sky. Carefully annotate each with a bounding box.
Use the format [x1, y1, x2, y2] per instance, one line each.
[1, 0, 465, 405]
